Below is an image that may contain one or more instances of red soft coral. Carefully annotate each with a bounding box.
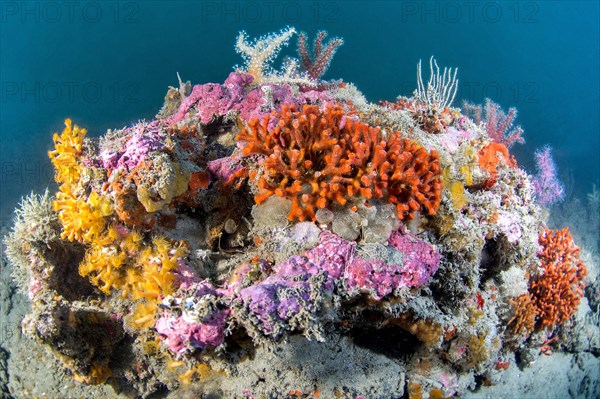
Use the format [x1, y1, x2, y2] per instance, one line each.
[530, 227, 588, 330]
[236, 104, 443, 221]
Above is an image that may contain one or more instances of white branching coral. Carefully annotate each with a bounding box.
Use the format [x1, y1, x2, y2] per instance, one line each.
[415, 56, 459, 109]
[236, 26, 295, 80]
[3, 189, 59, 293]
[235, 27, 314, 86]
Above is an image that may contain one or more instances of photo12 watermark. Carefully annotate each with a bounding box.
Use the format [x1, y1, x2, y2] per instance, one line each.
[199, 1, 341, 24]
[1, 1, 140, 24]
[399, 1, 540, 24]
[1, 81, 140, 104]
[1, 161, 55, 188]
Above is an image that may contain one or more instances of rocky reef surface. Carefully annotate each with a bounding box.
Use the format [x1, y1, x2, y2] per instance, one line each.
[1, 28, 599, 399]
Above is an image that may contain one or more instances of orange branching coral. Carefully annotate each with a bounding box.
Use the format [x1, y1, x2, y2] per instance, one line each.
[478, 142, 516, 188]
[530, 227, 588, 330]
[508, 293, 536, 336]
[237, 104, 443, 221]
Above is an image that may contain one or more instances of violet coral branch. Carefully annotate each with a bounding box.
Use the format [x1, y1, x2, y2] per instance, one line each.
[297, 31, 343, 80]
[482, 99, 525, 148]
[532, 146, 565, 206]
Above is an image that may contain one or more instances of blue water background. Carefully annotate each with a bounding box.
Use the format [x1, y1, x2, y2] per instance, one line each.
[1, 0, 598, 225]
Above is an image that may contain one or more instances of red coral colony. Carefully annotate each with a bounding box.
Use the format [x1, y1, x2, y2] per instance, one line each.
[235, 103, 443, 221]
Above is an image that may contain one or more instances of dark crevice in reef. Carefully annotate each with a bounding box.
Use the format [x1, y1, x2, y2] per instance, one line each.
[108, 335, 170, 399]
[429, 257, 471, 313]
[350, 324, 422, 360]
[479, 238, 503, 284]
[471, 374, 487, 392]
[346, 310, 422, 361]
[221, 328, 257, 363]
[203, 117, 235, 144]
[585, 280, 600, 311]
[44, 242, 97, 301]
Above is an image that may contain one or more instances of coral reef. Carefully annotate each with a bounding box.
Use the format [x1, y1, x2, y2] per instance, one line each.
[2, 28, 597, 399]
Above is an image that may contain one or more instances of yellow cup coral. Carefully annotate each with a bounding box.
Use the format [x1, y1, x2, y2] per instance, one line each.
[53, 190, 113, 243]
[48, 118, 86, 185]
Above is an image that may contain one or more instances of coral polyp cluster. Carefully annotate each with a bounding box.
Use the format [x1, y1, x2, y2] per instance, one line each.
[531, 227, 588, 329]
[508, 227, 588, 337]
[3, 28, 596, 399]
[49, 119, 113, 243]
[48, 118, 86, 185]
[237, 103, 443, 221]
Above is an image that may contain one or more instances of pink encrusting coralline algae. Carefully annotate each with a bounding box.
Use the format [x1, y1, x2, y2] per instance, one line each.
[168, 72, 254, 124]
[155, 313, 228, 355]
[207, 154, 245, 183]
[167, 71, 331, 127]
[307, 230, 440, 299]
[155, 281, 229, 355]
[229, 229, 441, 338]
[387, 231, 442, 287]
[100, 124, 165, 170]
[236, 256, 326, 338]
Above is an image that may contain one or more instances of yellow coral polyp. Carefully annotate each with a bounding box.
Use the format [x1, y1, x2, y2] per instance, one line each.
[129, 240, 184, 301]
[48, 119, 87, 185]
[53, 191, 113, 243]
[167, 359, 185, 370]
[128, 301, 158, 330]
[130, 262, 176, 301]
[178, 368, 195, 386]
[176, 364, 216, 387]
[121, 229, 143, 255]
[141, 335, 163, 355]
[79, 243, 126, 294]
[73, 219, 186, 333]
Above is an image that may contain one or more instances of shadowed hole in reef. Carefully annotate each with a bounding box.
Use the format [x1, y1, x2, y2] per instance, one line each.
[479, 238, 503, 284]
[339, 307, 422, 360]
[45, 242, 98, 301]
[221, 328, 257, 363]
[348, 324, 422, 360]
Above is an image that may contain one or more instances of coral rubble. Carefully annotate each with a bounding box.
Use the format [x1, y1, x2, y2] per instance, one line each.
[3, 28, 597, 399]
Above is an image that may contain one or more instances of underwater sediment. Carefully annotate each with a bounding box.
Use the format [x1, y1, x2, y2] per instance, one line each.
[2, 27, 599, 399]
